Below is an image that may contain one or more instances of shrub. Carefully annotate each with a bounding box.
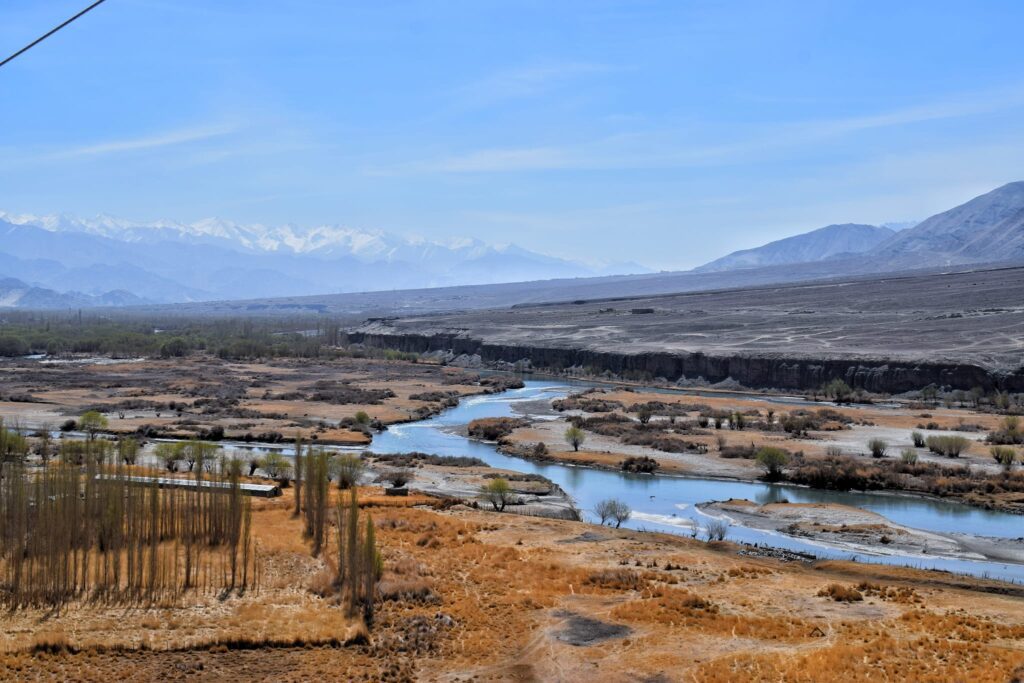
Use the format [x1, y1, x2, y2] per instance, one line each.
[755, 447, 789, 480]
[636, 405, 653, 424]
[925, 435, 971, 457]
[823, 378, 852, 403]
[468, 417, 524, 441]
[988, 415, 1024, 445]
[621, 456, 659, 473]
[704, 519, 729, 541]
[818, 583, 863, 602]
[332, 454, 365, 489]
[900, 448, 918, 465]
[585, 569, 644, 590]
[992, 446, 1017, 471]
[911, 431, 925, 447]
[373, 452, 487, 468]
[384, 468, 411, 489]
[377, 579, 439, 604]
[867, 438, 888, 458]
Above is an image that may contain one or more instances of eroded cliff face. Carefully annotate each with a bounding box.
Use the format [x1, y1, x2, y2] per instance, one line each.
[347, 330, 1024, 393]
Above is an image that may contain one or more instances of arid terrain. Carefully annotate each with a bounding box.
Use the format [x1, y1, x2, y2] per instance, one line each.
[350, 265, 1024, 392]
[1, 355, 1023, 681]
[0, 355, 517, 445]
[1, 485, 1023, 682]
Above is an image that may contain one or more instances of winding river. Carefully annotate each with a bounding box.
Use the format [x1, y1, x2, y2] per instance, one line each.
[365, 379, 1024, 583]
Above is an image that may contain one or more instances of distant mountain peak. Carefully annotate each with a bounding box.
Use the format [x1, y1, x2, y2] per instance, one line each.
[695, 223, 894, 273]
[870, 180, 1024, 267]
[0, 211, 649, 308]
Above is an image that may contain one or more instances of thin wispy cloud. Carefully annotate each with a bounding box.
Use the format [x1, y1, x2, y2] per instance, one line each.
[454, 62, 615, 106]
[47, 123, 237, 160]
[386, 83, 1024, 175]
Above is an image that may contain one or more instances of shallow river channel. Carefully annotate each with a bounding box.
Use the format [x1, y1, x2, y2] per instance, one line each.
[364, 379, 1024, 583]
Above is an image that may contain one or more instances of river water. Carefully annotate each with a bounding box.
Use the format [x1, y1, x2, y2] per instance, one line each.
[364, 379, 1024, 583]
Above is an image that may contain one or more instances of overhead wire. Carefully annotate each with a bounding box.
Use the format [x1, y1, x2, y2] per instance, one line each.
[0, 0, 109, 70]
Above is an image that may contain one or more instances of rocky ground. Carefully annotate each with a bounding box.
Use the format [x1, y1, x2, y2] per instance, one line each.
[350, 265, 1024, 392]
[700, 499, 1024, 566]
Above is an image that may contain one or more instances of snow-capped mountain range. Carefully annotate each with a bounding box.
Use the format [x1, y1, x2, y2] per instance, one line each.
[1, 212, 523, 259]
[0, 212, 647, 307]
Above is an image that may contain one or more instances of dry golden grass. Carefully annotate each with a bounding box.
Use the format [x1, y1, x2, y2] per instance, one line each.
[1, 493, 1022, 681]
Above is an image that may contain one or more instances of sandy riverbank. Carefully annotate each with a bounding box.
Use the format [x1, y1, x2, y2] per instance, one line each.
[700, 499, 1024, 566]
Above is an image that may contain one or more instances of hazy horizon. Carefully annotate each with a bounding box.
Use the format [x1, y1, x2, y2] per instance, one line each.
[4, 1, 1024, 271]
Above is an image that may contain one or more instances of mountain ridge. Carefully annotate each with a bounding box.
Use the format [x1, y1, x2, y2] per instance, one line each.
[0, 214, 646, 307]
[695, 223, 894, 273]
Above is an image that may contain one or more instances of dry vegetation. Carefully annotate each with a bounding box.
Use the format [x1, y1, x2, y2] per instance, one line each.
[522, 386, 1024, 512]
[0, 355, 516, 446]
[0, 459, 256, 609]
[0, 495, 1021, 681]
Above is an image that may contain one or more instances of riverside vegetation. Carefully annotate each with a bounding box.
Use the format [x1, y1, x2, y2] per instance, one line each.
[1, 348, 1024, 678]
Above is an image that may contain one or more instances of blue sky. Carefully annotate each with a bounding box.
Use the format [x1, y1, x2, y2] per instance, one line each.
[2, 0, 1024, 270]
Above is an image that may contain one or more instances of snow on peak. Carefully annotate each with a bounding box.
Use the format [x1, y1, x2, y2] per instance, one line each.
[0, 210, 533, 263]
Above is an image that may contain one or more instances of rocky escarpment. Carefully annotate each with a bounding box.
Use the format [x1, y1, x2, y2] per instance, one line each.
[347, 330, 1024, 393]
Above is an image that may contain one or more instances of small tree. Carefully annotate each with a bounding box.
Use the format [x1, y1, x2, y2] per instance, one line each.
[155, 442, 181, 472]
[867, 438, 888, 458]
[332, 454, 365, 489]
[481, 478, 513, 511]
[79, 411, 108, 441]
[992, 446, 1017, 471]
[594, 498, 616, 525]
[755, 447, 789, 480]
[183, 440, 218, 473]
[35, 425, 53, 463]
[565, 425, 585, 452]
[610, 499, 631, 528]
[969, 386, 984, 408]
[911, 431, 925, 448]
[824, 378, 852, 403]
[731, 412, 745, 430]
[247, 457, 260, 477]
[354, 411, 371, 426]
[118, 437, 140, 465]
[704, 518, 730, 541]
[260, 452, 292, 482]
[636, 406, 653, 425]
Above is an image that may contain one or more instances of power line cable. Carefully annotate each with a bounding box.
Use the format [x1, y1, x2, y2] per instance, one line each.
[0, 0, 108, 70]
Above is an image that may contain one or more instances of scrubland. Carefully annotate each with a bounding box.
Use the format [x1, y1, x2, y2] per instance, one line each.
[0, 486, 1022, 682]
